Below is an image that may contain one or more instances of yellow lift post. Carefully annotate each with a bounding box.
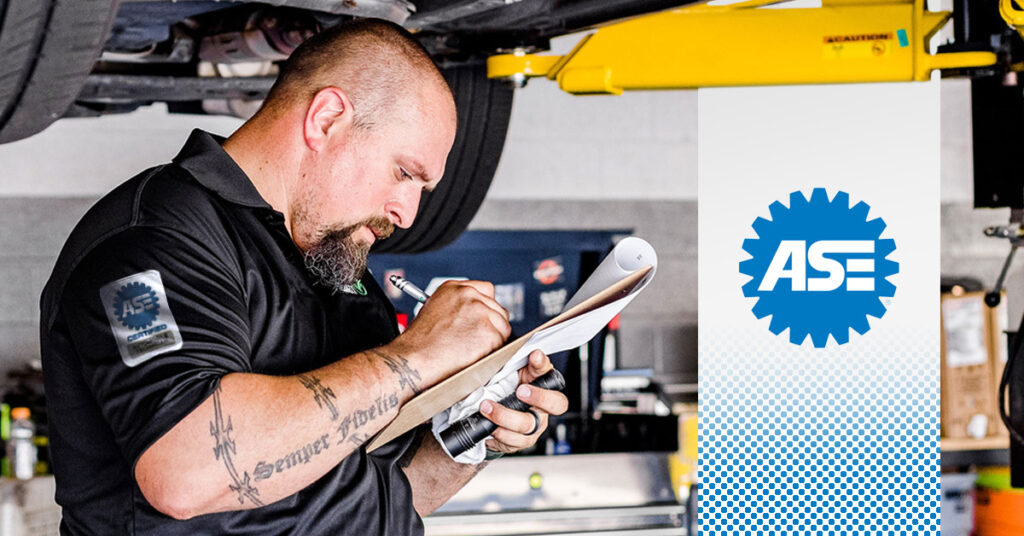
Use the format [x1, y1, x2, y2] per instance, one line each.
[487, 0, 998, 94]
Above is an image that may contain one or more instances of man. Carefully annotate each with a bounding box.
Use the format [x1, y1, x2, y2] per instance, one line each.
[39, 19, 568, 535]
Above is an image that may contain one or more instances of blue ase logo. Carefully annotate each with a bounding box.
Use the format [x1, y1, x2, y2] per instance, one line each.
[739, 188, 898, 347]
[112, 281, 161, 330]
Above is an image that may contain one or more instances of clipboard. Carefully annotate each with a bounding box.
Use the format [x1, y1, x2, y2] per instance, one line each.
[367, 264, 653, 452]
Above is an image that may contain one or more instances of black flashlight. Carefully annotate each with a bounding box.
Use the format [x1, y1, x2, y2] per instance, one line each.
[440, 368, 566, 458]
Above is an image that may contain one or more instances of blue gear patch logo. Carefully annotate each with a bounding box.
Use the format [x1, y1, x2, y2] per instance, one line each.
[112, 281, 161, 331]
[739, 188, 898, 347]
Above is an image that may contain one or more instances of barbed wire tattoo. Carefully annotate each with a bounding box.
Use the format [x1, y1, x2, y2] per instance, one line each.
[210, 386, 263, 506]
[297, 373, 340, 420]
[369, 348, 422, 395]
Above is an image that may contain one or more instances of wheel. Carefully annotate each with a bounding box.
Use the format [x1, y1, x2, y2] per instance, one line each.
[0, 0, 121, 143]
[372, 62, 513, 254]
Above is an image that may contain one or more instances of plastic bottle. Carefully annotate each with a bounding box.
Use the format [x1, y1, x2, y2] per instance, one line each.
[553, 423, 571, 455]
[7, 407, 36, 480]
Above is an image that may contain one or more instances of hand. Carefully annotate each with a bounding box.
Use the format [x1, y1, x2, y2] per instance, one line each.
[389, 280, 511, 386]
[481, 350, 570, 455]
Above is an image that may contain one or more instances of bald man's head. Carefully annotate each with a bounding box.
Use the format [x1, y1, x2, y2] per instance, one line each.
[262, 18, 452, 129]
[231, 19, 458, 293]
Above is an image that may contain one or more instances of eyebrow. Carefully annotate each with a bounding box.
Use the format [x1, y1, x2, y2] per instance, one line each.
[407, 160, 436, 192]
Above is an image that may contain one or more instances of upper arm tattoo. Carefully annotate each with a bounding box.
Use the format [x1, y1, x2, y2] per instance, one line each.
[210, 386, 264, 506]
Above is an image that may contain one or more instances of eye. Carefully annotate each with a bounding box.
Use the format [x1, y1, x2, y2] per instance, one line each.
[398, 167, 413, 182]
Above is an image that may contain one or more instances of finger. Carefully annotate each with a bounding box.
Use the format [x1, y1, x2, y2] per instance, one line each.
[467, 287, 511, 324]
[483, 306, 512, 340]
[490, 427, 534, 450]
[480, 400, 540, 435]
[517, 384, 569, 416]
[456, 280, 495, 298]
[435, 279, 470, 295]
[520, 350, 553, 383]
[454, 284, 509, 323]
[476, 294, 510, 323]
[487, 411, 549, 454]
[491, 410, 547, 448]
[536, 410, 549, 435]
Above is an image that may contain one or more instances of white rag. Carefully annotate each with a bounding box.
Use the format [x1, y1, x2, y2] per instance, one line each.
[432, 237, 658, 463]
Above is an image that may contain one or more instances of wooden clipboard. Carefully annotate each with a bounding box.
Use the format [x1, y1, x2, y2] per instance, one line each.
[367, 265, 653, 452]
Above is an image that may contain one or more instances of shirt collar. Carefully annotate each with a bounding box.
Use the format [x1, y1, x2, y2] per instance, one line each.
[172, 129, 271, 210]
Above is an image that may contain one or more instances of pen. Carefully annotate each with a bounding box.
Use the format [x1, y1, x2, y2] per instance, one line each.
[389, 275, 430, 303]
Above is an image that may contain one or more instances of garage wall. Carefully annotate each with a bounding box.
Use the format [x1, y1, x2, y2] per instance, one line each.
[0, 198, 92, 377]
[0, 107, 243, 197]
[0, 81, 700, 387]
[0, 77, 1012, 389]
[487, 84, 697, 200]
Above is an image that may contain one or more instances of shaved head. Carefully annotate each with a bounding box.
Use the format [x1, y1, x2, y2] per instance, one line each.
[262, 18, 452, 129]
[227, 18, 458, 293]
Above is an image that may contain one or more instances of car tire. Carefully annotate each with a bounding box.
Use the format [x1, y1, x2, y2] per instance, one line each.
[372, 62, 513, 254]
[0, 0, 121, 143]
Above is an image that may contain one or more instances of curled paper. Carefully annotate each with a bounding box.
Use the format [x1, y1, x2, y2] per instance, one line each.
[433, 236, 658, 463]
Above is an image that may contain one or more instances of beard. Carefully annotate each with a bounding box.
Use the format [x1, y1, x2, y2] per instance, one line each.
[302, 215, 394, 293]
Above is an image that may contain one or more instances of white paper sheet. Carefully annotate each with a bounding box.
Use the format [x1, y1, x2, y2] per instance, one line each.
[433, 236, 658, 463]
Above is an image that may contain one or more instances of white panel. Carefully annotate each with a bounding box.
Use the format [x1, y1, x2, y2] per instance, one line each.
[0, 105, 243, 197]
[486, 73, 698, 201]
[699, 82, 940, 529]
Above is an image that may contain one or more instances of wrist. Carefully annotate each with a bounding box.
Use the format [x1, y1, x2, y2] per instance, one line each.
[373, 340, 439, 395]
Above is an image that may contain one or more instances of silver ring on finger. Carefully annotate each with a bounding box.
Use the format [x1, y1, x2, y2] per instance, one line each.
[525, 409, 541, 435]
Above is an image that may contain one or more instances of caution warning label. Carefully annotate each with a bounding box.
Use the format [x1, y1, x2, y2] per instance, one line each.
[823, 33, 893, 44]
[822, 32, 894, 60]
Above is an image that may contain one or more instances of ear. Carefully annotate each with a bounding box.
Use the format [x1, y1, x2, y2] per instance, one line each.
[302, 87, 354, 152]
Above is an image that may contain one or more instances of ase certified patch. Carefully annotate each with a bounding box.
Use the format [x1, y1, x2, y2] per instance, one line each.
[99, 270, 183, 367]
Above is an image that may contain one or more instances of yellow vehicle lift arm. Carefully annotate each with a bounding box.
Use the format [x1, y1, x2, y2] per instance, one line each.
[487, 0, 998, 94]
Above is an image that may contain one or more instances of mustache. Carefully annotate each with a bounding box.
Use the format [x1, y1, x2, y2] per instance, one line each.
[319, 216, 395, 243]
[363, 216, 394, 240]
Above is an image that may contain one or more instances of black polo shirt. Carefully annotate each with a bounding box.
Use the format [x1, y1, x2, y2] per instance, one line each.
[39, 130, 422, 535]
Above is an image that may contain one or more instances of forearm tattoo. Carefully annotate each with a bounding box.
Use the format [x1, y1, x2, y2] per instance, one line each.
[336, 393, 399, 446]
[276, 355, 410, 467]
[297, 373, 340, 420]
[253, 434, 331, 482]
[210, 387, 264, 506]
[250, 375, 386, 482]
[369, 348, 422, 395]
[346, 432, 370, 447]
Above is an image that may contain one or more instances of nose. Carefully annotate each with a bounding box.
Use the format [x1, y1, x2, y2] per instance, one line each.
[384, 189, 422, 229]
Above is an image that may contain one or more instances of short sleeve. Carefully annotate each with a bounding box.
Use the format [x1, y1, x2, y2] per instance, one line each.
[60, 225, 251, 464]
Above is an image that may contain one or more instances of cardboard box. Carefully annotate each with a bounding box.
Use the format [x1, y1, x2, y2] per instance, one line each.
[941, 292, 1001, 439]
[988, 292, 1009, 437]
